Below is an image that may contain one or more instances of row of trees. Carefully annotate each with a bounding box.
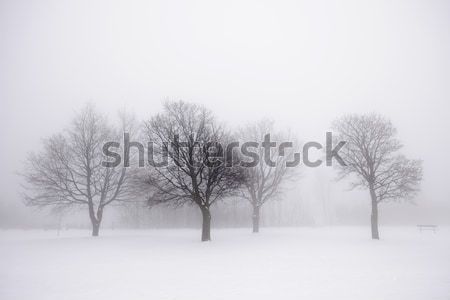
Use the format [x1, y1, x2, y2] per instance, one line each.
[21, 101, 422, 241]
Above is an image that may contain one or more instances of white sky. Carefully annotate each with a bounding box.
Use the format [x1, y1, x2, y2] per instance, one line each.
[1, 0, 449, 225]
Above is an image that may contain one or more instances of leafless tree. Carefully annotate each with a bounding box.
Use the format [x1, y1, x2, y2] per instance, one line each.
[238, 119, 299, 233]
[332, 113, 423, 239]
[141, 100, 244, 241]
[21, 105, 135, 236]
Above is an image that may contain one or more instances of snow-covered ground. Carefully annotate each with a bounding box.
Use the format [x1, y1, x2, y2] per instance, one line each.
[0, 227, 449, 300]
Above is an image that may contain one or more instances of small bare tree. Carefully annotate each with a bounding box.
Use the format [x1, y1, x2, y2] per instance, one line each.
[142, 100, 244, 241]
[332, 113, 422, 239]
[21, 105, 134, 236]
[238, 119, 299, 233]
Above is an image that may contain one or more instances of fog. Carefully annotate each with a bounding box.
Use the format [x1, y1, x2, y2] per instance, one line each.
[1, 0, 449, 229]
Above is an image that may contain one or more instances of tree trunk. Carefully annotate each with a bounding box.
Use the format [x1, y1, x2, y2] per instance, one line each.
[369, 188, 380, 240]
[88, 203, 103, 237]
[92, 222, 100, 237]
[252, 205, 260, 233]
[200, 207, 211, 242]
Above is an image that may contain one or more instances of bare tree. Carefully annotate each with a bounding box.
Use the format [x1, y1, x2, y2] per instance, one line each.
[238, 119, 299, 233]
[332, 113, 423, 239]
[141, 100, 244, 241]
[21, 105, 134, 236]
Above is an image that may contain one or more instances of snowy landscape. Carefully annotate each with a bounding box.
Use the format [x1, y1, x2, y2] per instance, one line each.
[1, 227, 449, 300]
[2, 0, 450, 299]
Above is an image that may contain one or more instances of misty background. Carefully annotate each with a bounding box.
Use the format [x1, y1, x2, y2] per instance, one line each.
[1, 0, 449, 229]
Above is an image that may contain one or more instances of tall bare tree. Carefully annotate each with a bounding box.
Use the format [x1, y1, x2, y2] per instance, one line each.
[21, 105, 134, 236]
[332, 113, 422, 239]
[142, 100, 244, 241]
[238, 119, 299, 233]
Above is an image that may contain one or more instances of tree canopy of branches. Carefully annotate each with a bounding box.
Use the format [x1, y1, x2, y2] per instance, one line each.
[142, 100, 244, 241]
[238, 119, 299, 233]
[332, 113, 422, 239]
[22, 105, 134, 236]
